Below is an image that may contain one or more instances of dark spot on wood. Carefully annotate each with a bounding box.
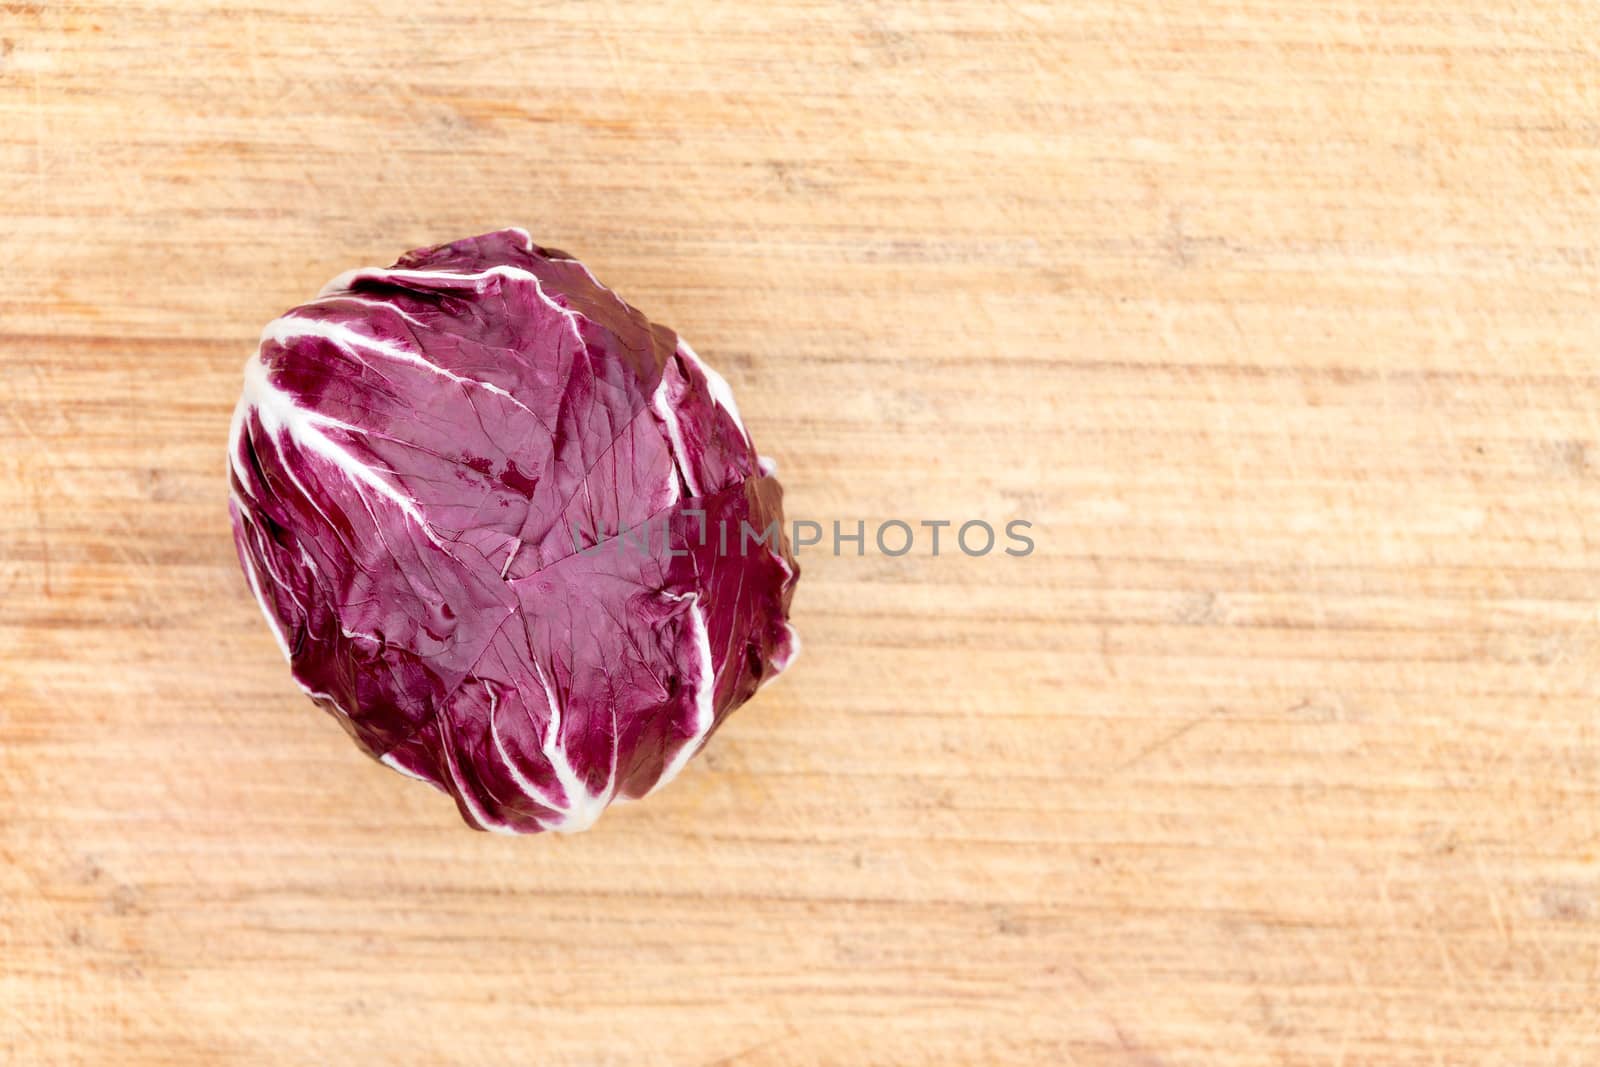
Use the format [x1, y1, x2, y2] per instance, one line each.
[1173, 590, 1221, 625]
[993, 910, 1027, 936]
[1540, 883, 1593, 922]
[109, 884, 139, 915]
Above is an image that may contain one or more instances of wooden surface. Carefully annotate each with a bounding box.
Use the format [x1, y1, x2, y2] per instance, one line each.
[4, 2, 1600, 1063]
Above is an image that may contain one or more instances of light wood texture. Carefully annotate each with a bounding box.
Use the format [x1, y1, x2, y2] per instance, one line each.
[4, 2, 1600, 1063]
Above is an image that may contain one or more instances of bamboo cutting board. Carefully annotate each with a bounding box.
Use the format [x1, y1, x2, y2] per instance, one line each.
[4, 2, 1600, 1064]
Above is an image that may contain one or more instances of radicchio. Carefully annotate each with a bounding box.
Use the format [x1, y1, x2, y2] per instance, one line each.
[227, 229, 799, 833]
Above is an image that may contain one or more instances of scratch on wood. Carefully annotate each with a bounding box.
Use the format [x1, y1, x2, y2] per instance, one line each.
[31, 475, 50, 598]
[1114, 707, 1226, 773]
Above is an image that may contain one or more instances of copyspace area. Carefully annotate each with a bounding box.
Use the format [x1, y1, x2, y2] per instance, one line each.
[3, 3, 1599, 1064]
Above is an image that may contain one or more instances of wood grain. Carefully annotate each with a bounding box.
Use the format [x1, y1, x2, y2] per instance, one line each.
[4, 2, 1600, 1063]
